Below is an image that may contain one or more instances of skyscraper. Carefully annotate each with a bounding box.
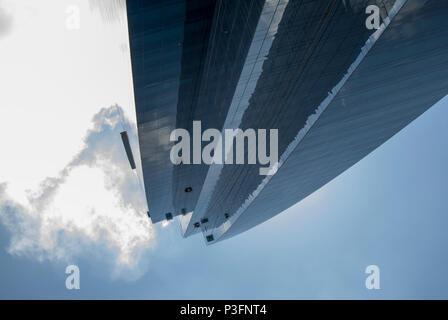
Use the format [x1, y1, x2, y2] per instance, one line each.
[126, 0, 448, 243]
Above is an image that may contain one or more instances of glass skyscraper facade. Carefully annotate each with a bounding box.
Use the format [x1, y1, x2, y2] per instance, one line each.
[127, 0, 448, 243]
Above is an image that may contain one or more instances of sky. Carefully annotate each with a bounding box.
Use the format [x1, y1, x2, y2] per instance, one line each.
[0, 0, 447, 299]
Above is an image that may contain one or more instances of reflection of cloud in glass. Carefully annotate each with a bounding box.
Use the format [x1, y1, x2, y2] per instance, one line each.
[89, 0, 126, 24]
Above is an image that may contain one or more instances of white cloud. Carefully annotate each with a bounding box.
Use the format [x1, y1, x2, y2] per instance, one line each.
[0, 106, 155, 277]
[0, 0, 13, 37]
[0, 0, 160, 279]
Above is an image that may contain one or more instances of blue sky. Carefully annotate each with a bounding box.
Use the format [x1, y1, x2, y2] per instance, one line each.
[1, 96, 447, 299]
[0, 0, 447, 299]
